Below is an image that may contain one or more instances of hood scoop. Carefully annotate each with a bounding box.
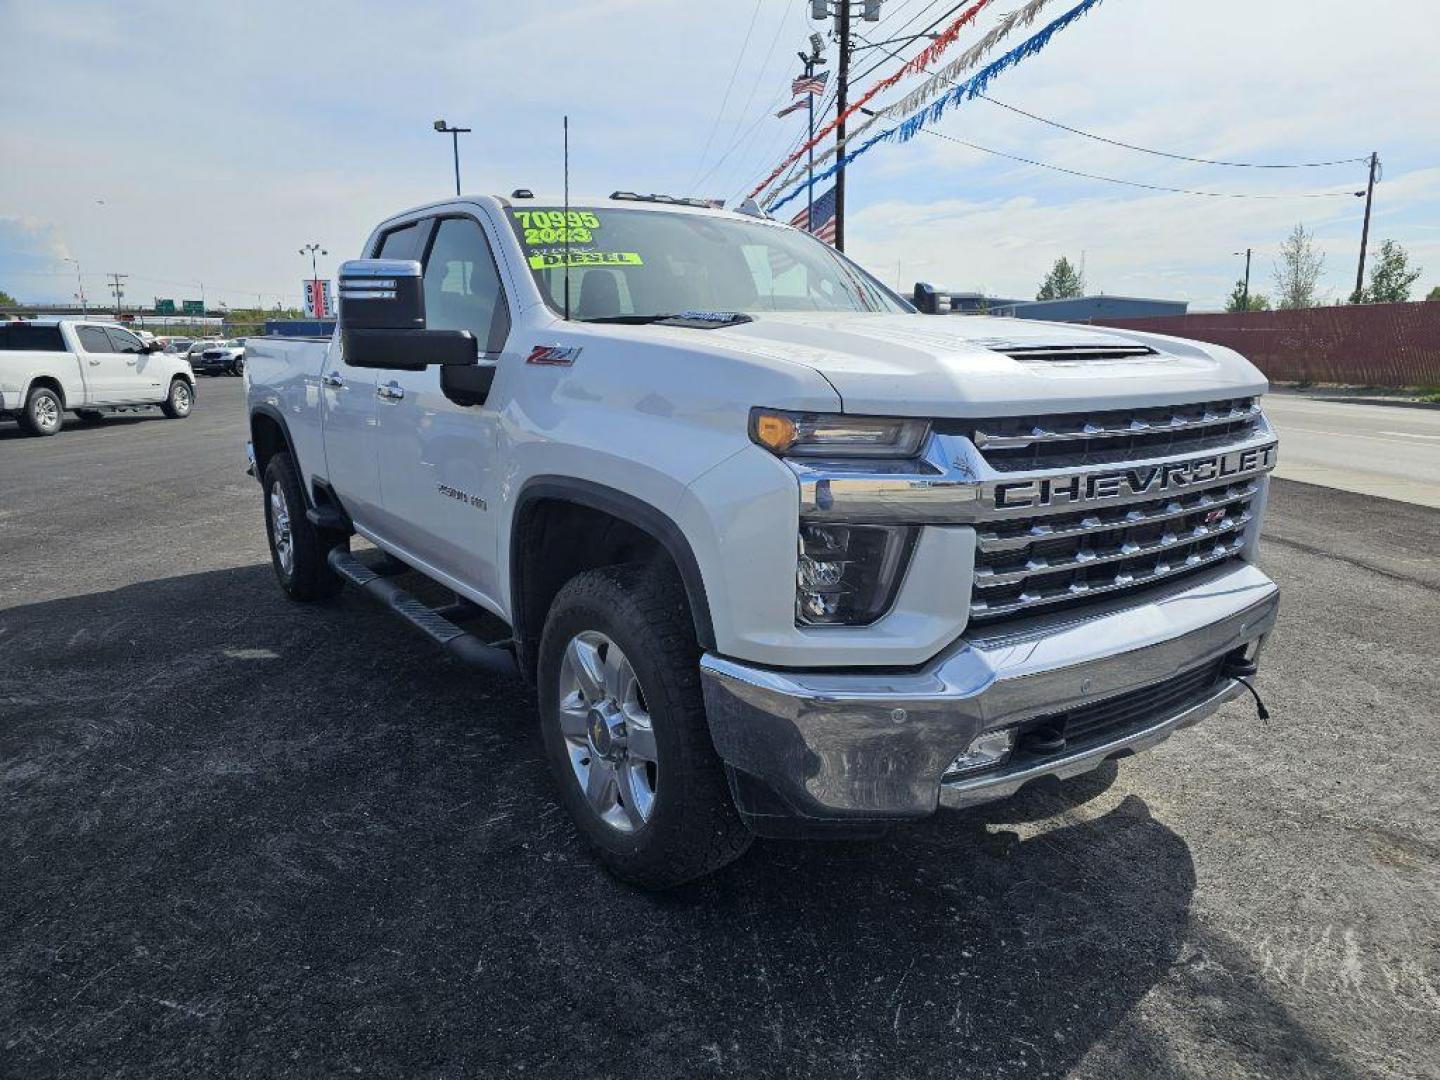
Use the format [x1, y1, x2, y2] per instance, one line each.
[988, 342, 1159, 365]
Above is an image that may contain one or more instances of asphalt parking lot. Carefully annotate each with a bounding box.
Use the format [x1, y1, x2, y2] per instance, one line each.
[3, 380, 1438, 1080]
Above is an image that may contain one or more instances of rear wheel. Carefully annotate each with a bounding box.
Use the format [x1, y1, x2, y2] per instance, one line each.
[537, 564, 752, 889]
[19, 386, 63, 436]
[161, 378, 193, 419]
[261, 451, 346, 601]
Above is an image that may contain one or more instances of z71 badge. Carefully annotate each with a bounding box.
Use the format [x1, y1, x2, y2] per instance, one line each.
[526, 345, 582, 367]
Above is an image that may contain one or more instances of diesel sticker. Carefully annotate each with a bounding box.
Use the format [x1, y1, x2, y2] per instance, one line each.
[991, 443, 1277, 511]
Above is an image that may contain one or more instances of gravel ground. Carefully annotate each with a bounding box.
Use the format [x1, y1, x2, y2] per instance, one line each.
[2, 380, 1437, 1079]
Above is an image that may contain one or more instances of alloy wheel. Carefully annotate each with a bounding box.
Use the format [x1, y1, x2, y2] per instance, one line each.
[269, 482, 294, 576]
[556, 630, 659, 833]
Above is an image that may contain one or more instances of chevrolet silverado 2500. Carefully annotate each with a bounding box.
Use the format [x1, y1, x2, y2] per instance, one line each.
[245, 192, 1280, 887]
[1, 319, 196, 435]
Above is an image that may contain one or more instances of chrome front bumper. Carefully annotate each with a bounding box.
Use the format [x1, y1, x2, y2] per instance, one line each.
[700, 560, 1278, 827]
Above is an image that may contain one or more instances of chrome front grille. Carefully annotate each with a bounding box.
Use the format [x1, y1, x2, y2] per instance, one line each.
[970, 478, 1258, 623]
[944, 397, 1263, 472]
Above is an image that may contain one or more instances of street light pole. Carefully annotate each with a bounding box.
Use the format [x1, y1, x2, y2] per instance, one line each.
[434, 119, 472, 196]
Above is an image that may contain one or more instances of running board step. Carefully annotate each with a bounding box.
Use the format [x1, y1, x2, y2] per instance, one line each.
[327, 549, 519, 678]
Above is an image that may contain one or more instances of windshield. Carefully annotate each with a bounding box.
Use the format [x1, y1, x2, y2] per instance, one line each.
[507, 206, 906, 321]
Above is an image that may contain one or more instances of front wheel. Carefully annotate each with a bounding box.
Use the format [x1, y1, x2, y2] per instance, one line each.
[161, 378, 193, 419]
[537, 564, 752, 889]
[231, 357, 245, 376]
[261, 451, 345, 601]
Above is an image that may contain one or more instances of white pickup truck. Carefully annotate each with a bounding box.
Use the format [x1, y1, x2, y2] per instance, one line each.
[0, 318, 196, 435]
[245, 192, 1280, 888]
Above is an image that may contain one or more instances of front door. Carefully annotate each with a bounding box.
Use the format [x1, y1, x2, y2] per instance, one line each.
[73, 325, 134, 404]
[373, 213, 512, 605]
[103, 326, 166, 401]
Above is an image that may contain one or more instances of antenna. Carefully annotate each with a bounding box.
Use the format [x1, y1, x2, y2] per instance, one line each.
[563, 115, 571, 321]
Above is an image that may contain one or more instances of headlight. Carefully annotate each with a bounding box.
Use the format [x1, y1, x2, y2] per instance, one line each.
[795, 522, 916, 626]
[750, 408, 929, 459]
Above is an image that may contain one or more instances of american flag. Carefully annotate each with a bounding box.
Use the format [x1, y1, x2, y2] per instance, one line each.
[790, 70, 829, 97]
[775, 99, 807, 118]
[788, 185, 837, 245]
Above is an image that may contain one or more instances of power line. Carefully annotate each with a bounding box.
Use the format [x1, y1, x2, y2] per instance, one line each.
[976, 95, 1370, 169]
[918, 127, 1366, 199]
[689, 0, 766, 190]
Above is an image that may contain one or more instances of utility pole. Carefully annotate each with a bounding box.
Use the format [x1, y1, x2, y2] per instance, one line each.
[1353, 151, 1379, 302]
[816, 1, 880, 252]
[1235, 248, 1252, 310]
[107, 273, 128, 318]
[434, 119, 471, 197]
[834, 1, 851, 252]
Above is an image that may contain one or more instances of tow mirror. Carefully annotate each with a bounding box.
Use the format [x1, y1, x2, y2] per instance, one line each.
[338, 258, 477, 371]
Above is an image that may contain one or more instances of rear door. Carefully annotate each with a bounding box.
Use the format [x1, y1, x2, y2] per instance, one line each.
[372, 212, 512, 602]
[104, 326, 166, 400]
[73, 325, 132, 403]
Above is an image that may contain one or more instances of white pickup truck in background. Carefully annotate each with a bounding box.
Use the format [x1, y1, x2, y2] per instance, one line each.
[245, 192, 1280, 888]
[0, 319, 197, 436]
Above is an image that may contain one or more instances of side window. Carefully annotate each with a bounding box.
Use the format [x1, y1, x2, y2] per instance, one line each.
[105, 327, 145, 353]
[422, 217, 510, 354]
[373, 220, 426, 261]
[77, 326, 114, 353]
[0, 324, 64, 351]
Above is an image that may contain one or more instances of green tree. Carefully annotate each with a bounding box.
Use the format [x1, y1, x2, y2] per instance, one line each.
[1225, 279, 1271, 312]
[1272, 223, 1325, 309]
[1355, 239, 1422, 304]
[1037, 256, 1084, 301]
[0, 288, 18, 306]
[1428, 285, 1440, 302]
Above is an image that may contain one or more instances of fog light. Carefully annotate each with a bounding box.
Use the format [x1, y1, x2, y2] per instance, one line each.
[795, 522, 916, 627]
[943, 729, 1016, 778]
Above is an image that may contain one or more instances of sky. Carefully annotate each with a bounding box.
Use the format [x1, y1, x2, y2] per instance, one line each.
[2, 0, 1437, 312]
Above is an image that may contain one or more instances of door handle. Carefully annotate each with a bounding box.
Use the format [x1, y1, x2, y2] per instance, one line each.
[125, 359, 138, 366]
[376, 382, 405, 401]
[321, 371, 345, 388]
[88, 359, 101, 366]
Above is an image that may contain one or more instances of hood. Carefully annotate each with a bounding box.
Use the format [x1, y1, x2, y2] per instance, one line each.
[648, 312, 1267, 417]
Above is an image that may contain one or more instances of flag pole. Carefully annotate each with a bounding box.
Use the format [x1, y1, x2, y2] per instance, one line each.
[806, 55, 815, 235]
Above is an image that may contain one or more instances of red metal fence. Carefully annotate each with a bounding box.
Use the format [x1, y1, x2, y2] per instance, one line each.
[1089, 302, 1440, 388]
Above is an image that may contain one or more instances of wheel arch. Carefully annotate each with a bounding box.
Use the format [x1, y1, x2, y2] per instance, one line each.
[249, 405, 307, 506]
[510, 477, 717, 681]
[24, 375, 65, 408]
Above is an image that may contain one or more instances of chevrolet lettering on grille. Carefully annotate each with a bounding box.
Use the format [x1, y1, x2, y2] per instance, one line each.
[990, 443, 1278, 512]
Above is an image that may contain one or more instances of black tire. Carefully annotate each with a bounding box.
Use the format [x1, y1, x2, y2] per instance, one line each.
[75, 409, 105, 424]
[261, 451, 346, 601]
[160, 378, 193, 419]
[537, 563, 752, 889]
[231, 357, 245, 376]
[19, 386, 63, 436]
